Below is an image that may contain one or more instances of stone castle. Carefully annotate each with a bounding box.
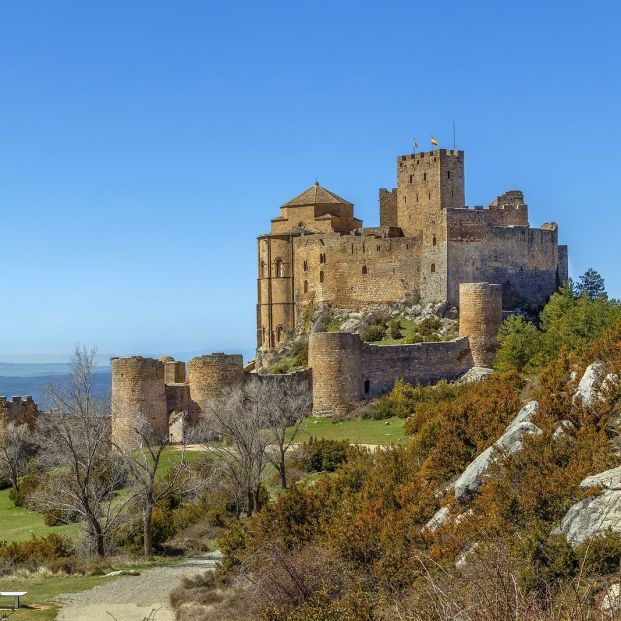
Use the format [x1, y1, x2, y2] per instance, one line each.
[258, 148, 568, 352]
[108, 146, 568, 441]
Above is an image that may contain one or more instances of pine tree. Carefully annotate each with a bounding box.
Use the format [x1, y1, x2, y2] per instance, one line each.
[575, 268, 607, 300]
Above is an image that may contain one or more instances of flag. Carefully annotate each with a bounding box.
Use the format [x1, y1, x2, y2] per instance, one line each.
[413, 139, 419, 149]
[431, 137, 439, 146]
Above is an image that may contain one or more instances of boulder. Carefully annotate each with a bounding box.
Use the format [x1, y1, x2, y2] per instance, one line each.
[556, 489, 621, 545]
[456, 367, 494, 384]
[454, 401, 541, 502]
[580, 465, 621, 491]
[601, 583, 621, 616]
[573, 362, 606, 407]
[424, 506, 450, 532]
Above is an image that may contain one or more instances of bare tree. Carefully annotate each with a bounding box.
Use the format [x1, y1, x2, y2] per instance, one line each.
[202, 382, 270, 517]
[0, 422, 34, 496]
[259, 378, 311, 489]
[34, 346, 132, 556]
[116, 413, 205, 557]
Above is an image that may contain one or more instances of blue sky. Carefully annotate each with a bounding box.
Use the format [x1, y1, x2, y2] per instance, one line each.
[1, 1, 619, 361]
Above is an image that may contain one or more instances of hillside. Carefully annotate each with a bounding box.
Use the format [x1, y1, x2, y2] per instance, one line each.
[173, 283, 621, 621]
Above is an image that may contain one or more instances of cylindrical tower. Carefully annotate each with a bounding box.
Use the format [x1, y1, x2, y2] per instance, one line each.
[308, 332, 362, 416]
[459, 282, 503, 367]
[187, 354, 245, 426]
[111, 356, 168, 448]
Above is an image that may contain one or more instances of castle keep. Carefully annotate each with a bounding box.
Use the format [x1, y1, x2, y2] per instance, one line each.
[257, 148, 568, 351]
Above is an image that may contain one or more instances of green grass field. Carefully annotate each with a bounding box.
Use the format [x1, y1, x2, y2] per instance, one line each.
[291, 416, 407, 445]
[0, 489, 80, 544]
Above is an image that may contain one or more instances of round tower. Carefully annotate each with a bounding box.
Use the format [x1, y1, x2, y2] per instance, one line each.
[308, 332, 362, 416]
[187, 354, 245, 425]
[111, 356, 168, 448]
[458, 282, 503, 367]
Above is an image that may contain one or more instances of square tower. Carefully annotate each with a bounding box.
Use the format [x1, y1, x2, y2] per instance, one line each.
[395, 149, 465, 237]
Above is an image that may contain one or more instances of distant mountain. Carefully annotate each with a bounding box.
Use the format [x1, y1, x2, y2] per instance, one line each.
[0, 366, 112, 409]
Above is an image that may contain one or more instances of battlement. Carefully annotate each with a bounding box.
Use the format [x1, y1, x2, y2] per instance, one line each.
[398, 149, 464, 161]
[0, 395, 39, 429]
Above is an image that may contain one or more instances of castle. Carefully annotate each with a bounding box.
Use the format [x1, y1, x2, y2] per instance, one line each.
[257, 148, 568, 352]
[108, 146, 568, 441]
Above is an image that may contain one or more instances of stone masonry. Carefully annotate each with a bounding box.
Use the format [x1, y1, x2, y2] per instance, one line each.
[257, 147, 568, 353]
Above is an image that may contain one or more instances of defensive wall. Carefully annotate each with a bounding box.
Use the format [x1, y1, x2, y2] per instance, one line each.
[0, 395, 38, 432]
[257, 148, 569, 356]
[111, 353, 311, 446]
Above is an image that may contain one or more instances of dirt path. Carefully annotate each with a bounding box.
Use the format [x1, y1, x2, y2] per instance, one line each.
[55, 552, 221, 621]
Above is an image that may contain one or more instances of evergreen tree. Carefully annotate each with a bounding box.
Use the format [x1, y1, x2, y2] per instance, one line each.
[575, 268, 607, 300]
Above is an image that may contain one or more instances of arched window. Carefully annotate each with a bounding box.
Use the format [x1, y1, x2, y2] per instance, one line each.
[319, 271, 324, 284]
[319, 253, 326, 264]
[432, 235, 437, 246]
[362, 265, 368, 275]
[431, 263, 436, 274]
[276, 325, 286, 344]
[275, 258, 285, 277]
[303, 260, 308, 272]
[303, 280, 308, 293]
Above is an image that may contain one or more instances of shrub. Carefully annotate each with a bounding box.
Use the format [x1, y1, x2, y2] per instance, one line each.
[293, 345, 309, 368]
[403, 334, 424, 344]
[268, 357, 295, 375]
[418, 316, 441, 337]
[361, 324, 385, 342]
[387, 319, 402, 340]
[576, 531, 621, 576]
[0, 533, 74, 568]
[297, 438, 350, 472]
[494, 315, 541, 373]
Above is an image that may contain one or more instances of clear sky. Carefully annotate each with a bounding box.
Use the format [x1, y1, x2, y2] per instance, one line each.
[1, 1, 619, 362]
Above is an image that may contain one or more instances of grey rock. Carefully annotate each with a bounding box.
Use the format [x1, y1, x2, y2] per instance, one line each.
[454, 402, 541, 502]
[456, 366, 494, 384]
[553, 420, 575, 440]
[424, 506, 450, 532]
[556, 489, 621, 545]
[573, 362, 606, 407]
[580, 465, 621, 491]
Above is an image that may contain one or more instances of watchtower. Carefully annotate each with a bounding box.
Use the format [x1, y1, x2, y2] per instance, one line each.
[395, 149, 465, 237]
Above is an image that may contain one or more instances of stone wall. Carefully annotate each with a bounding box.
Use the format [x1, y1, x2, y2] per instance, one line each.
[111, 356, 169, 447]
[396, 149, 465, 236]
[446, 208, 561, 309]
[292, 231, 421, 314]
[379, 188, 398, 227]
[309, 331, 473, 416]
[187, 354, 245, 426]
[0, 396, 38, 432]
[458, 282, 502, 367]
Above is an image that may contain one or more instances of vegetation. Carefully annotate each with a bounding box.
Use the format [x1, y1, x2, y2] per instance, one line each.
[290, 416, 407, 445]
[494, 271, 621, 374]
[176, 273, 621, 620]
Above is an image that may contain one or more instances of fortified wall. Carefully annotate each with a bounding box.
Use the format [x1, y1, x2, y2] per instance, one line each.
[0, 395, 38, 432]
[257, 147, 568, 353]
[110, 353, 311, 447]
[112, 281, 504, 431]
[308, 282, 502, 415]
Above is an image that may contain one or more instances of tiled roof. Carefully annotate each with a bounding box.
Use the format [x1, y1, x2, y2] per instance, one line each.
[281, 181, 352, 207]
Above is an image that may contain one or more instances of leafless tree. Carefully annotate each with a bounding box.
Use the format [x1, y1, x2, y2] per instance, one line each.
[115, 413, 207, 557]
[259, 378, 311, 489]
[0, 422, 34, 496]
[201, 382, 270, 517]
[34, 346, 132, 556]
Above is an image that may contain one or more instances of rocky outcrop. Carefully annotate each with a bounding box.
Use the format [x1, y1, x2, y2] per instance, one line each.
[454, 401, 541, 502]
[424, 506, 450, 532]
[456, 366, 494, 384]
[556, 465, 621, 545]
[573, 362, 606, 407]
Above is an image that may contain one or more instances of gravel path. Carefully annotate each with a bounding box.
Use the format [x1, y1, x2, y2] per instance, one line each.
[55, 552, 221, 621]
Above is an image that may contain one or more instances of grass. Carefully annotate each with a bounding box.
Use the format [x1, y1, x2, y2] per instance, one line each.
[290, 416, 407, 445]
[0, 489, 80, 544]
